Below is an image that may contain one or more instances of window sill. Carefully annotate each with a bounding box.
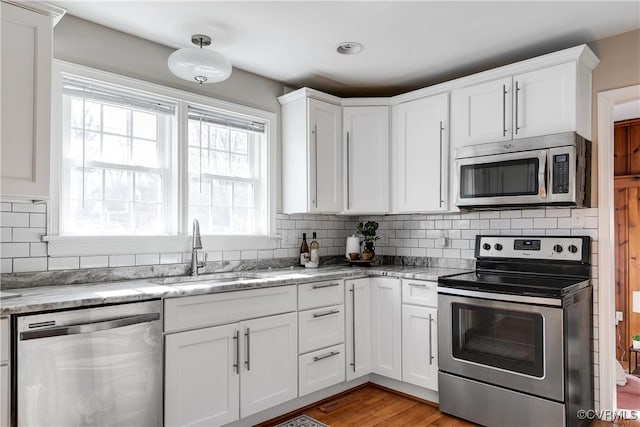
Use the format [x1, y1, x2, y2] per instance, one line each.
[43, 234, 281, 257]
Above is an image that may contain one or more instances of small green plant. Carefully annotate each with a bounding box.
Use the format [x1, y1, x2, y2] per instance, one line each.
[356, 221, 380, 244]
[632, 334, 640, 341]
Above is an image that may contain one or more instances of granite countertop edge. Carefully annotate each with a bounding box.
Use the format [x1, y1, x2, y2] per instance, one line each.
[0, 266, 470, 315]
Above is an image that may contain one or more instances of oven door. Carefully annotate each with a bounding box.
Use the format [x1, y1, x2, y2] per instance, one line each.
[438, 291, 563, 401]
[456, 149, 547, 207]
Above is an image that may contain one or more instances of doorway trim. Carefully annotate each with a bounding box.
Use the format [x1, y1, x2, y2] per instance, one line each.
[597, 84, 640, 413]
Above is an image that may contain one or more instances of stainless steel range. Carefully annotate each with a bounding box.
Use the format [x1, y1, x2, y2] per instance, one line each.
[438, 235, 593, 427]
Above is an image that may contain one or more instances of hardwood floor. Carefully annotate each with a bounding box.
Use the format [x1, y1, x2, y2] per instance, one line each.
[258, 384, 640, 427]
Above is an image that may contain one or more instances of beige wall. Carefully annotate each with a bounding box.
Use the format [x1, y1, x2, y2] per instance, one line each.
[53, 15, 286, 113]
[588, 29, 640, 205]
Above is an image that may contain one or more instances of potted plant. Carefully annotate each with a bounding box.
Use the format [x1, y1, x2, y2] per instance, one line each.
[356, 221, 380, 261]
[633, 334, 640, 350]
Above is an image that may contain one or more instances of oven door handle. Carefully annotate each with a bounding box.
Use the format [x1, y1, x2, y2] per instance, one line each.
[437, 286, 562, 307]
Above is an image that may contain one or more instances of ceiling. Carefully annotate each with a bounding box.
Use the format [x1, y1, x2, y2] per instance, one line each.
[53, 1, 640, 97]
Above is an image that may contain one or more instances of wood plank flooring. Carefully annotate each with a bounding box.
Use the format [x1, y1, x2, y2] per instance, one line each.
[258, 384, 640, 427]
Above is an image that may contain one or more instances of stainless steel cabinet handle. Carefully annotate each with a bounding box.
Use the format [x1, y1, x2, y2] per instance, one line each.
[20, 312, 160, 340]
[409, 283, 428, 288]
[346, 131, 351, 210]
[428, 314, 434, 365]
[439, 120, 444, 207]
[349, 284, 356, 372]
[233, 330, 240, 374]
[312, 282, 340, 289]
[515, 81, 520, 135]
[313, 351, 340, 362]
[502, 84, 507, 137]
[313, 124, 318, 207]
[313, 309, 340, 318]
[244, 328, 251, 371]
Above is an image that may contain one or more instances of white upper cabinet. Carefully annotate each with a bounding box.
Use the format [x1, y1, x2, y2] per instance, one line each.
[1, 3, 63, 200]
[392, 93, 449, 212]
[451, 47, 597, 149]
[451, 77, 513, 148]
[343, 106, 390, 214]
[279, 90, 342, 213]
[512, 62, 578, 139]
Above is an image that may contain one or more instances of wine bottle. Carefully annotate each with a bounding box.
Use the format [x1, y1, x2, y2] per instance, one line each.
[300, 233, 309, 266]
[310, 232, 319, 263]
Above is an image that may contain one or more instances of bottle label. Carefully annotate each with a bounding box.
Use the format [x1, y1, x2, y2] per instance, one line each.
[300, 252, 309, 266]
[310, 249, 319, 263]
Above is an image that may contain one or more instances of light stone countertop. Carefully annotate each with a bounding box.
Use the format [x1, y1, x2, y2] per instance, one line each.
[0, 265, 470, 315]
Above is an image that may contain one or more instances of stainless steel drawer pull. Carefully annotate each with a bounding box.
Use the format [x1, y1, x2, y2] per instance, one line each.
[409, 283, 428, 288]
[428, 314, 434, 365]
[312, 282, 340, 289]
[244, 328, 251, 371]
[313, 351, 340, 362]
[20, 312, 160, 340]
[313, 309, 340, 318]
[233, 330, 240, 374]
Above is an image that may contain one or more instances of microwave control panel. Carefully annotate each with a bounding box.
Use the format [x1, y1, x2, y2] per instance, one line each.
[552, 154, 570, 194]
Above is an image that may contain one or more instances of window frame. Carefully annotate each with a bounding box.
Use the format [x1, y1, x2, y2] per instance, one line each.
[46, 60, 279, 257]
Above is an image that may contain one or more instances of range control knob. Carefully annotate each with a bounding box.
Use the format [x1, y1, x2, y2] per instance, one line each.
[568, 245, 578, 254]
[553, 244, 563, 253]
[494, 243, 503, 251]
[482, 243, 491, 251]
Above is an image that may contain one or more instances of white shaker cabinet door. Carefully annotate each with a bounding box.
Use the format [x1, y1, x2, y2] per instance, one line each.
[309, 98, 343, 213]
[512, 62, 577, 140]
[165, 323, 240, 427]
[240, 312, 298, 418]
[402, 305, 438, 391]
[345, 278, 372, 381]
[451, 77, 513, 148]
[393, 93, 449, 212]
[343, 106, 390, 213]
[370, 277, 402, 380]
[1, 3, 53, 200]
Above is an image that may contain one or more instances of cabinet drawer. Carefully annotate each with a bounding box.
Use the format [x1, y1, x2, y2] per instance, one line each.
[298, 304, 344, 354]
[298, 280, 344, 310]
[299, 344, 345, 396]
[164, 285, 296, 332]
[0, 318, 8, 364]
[402, 280, 437, 307]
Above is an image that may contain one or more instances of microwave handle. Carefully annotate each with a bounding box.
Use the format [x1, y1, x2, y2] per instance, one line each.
[539, 152, 548, 199]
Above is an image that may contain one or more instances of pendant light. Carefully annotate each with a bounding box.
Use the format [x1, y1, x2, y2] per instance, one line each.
[168, 34, 232, 84]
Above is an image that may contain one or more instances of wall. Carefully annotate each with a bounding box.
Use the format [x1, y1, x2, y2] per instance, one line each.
[588, 29, 640, 205]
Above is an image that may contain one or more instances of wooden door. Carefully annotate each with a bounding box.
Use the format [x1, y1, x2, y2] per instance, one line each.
[614, 118, 640, 361]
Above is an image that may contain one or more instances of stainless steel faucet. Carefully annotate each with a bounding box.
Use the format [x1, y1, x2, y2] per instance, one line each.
[191, 219, 207, 276]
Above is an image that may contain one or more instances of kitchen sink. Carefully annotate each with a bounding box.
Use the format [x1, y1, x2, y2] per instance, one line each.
[149, 272, 262, 285]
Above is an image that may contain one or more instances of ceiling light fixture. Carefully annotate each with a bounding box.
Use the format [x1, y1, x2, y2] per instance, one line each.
[168, 34, 232, 84]
[336, 41, 363, 55]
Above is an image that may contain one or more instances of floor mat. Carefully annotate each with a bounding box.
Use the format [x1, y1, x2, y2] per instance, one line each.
[274, 415, 328, 427]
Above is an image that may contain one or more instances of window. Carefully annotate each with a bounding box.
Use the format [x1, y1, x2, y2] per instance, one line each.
[60, 78, 176, 234]
[187, 106, 268, 234]
[51, 62, 276, 255]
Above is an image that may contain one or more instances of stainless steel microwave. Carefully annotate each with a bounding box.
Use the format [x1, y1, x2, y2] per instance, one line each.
[455, 132, 590, 209]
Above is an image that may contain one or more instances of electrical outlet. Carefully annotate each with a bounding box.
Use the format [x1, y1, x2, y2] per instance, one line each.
[615, 311, 624, 325]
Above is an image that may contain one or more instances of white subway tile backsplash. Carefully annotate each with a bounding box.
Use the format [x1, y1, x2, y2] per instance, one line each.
[0, 228, 11, 243]
[545, 208, 571, 218]
[49, 257, 80, 270]
[11, 227, 45, 243]
[135, 254, 159, 266]
[0, 212, 29, 227]
[0, 258, 12, 273]
[511, 218, 533, 229]
[223, 251, 241, 261]
[109, 255, 136, 267]
[13, 257, 47, 273]
[500, 211, 522, 219]
[12, 203, 46, 213]
[30, 243, 47, 257]
[490, 219, 511, 229]
[29, 213, 46, 228]
[159, 253, 182, 265]
[521, 209, 546, 218]
[1, 243, 30, 258]
[80, 256, 109, 269]
[0, 203, 11, 212]
[410, 248, 427, 257]
[533, 218, 557, 228]
[479, 211, 500, 219]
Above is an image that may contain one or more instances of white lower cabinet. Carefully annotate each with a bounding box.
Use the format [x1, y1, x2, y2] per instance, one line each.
[165, 312, 298, 426]
[165, 323, 240, 427]
[298, 305, 344, 354]
[299, 344, 345, 396]
[370, 278, 402, 380]
[240, 312, 298, 418]
[1, 364, 8, 427]
[402, 305, 438, 390]
[345, 278, 372, 381]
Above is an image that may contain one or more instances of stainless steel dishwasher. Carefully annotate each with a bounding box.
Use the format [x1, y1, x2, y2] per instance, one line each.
[14, 300, 162, 426]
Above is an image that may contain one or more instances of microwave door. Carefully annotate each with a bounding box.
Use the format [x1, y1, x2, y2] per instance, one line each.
[456, 150, 547, 207]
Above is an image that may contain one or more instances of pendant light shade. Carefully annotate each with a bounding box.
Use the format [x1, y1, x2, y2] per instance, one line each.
[168, 34, 232, 84]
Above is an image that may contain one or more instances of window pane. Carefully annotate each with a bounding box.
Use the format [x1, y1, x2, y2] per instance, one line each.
[134, 203, 162, 233]
[68, 199, 103, 233]
[233, 208, 252, 232]
[104, 200, 131, 231]
[132, 111, 157, 140]
[135, 172, 161, 202]
[103, 104, 129, 135]
[190, 179, 211, 205]
[210, 151, 229, 175]
[212, 180, 232, 206]
[70, 129, 101, 162]
[233, 182, 253, 208]
[230, 154, 250, 178]
[210, 126, 229, 151]
[188, 147, 201, 174]
[104, 169, 133, 201]
[212, 206, 231, 232]
[188, 206, 210, 230]
[102, 134, 130, 164]
[132, 139, 158, 167]
[70, 98, 101, 130]
[230, 131, 247, 154]
[70, 167, 103, 200]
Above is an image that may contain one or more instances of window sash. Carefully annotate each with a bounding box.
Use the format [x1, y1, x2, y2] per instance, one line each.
[187, 105, 266, 133]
